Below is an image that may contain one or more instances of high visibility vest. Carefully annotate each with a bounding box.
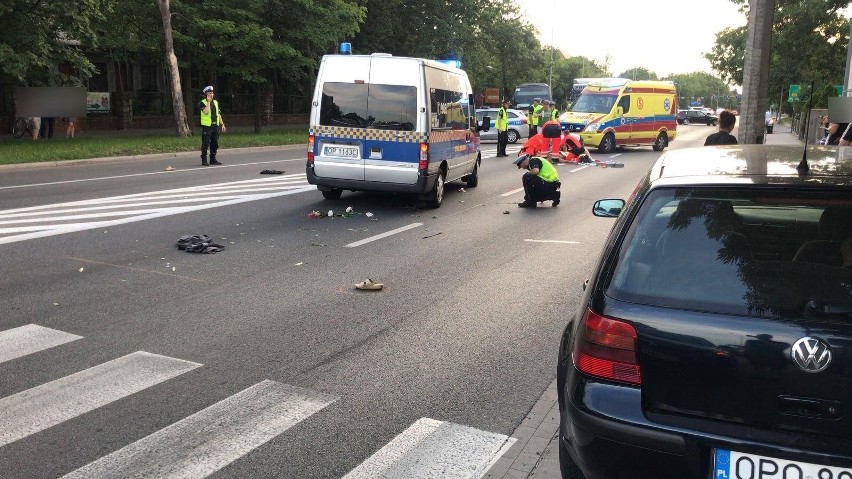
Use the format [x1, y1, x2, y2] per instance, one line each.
[534, 155, 560, 183]
[200, 99, 222, 126]
[551, 108, 559, 121]
[531, 104, 543, 126]
[497, 107, 509, 131]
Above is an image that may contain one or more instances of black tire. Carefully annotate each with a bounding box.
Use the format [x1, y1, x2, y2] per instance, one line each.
[419, 169, 445, 209]
[321, 188, 343, 200]
[711, 120, 718, 127]
[597, 132, 616, 154]
[682, 118, 690, 125]
[465, 160, 479, 188]
[558, 429, 586, 479]
[652, 132, 667, 152]
[507, 129, 519, 144]
[12, 118, 27, 139]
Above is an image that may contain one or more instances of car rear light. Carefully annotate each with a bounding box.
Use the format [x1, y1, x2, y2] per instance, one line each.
[418, 142, 429, 170]
[573, 309, 641, 385]
[307, 135, 315, 165]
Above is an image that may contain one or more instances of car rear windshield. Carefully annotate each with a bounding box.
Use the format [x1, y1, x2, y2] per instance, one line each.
[320, 82, 417, 131]
[606, 188, 852, 320]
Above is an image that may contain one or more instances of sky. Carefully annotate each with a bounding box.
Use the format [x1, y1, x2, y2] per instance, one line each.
[515, 0, 748, 78]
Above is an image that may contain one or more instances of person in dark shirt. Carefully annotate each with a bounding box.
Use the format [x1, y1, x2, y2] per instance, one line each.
[704, 110, 738, 146]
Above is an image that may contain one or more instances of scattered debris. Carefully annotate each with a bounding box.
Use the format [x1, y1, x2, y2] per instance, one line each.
[307, 211, 323, 219]
[177, 234, 225, 254]
[422, 232, 442, 239]
[346, 206, 353, 213]
[366, 212, 374, 218]
[78, 267, 84, 273]
[260, 169, 284, 175]
[311, 243, 328, 247]
[327, 210, 334, 217]
[295, 262, 304, 266]
[459, 188, 466, 193]
[355, 279, 384, 291]
[503, 210, 510, 214]
[164, 166, 176, 172]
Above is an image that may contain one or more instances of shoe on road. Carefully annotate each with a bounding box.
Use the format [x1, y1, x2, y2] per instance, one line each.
[210, 160, 223, 165]
[518, 201, 537, 208]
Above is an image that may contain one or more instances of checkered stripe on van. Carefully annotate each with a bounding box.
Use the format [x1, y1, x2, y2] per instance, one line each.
[310, 126, 427, 143]
[428, 130, 469, 142]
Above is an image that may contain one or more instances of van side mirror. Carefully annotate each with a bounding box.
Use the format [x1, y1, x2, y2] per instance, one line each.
[616, 106, 624, 116]
[479, 116, 491, 132]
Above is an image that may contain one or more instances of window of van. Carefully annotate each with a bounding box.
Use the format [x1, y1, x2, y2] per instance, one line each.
[320, 82, 417, 131]
[618, 95, 630, 114]
[430, 88, 470, 130]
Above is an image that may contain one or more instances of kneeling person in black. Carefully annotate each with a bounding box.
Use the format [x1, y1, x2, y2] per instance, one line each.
[514, 154, 561, 208]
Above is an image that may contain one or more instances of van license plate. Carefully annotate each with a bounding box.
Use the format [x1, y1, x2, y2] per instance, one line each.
[322, 145, 360, 158]
[714, 449, 852, 478]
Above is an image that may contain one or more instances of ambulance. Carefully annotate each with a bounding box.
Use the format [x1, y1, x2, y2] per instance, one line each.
[559, 78, 678, 153]
[306, 49, 489, 208]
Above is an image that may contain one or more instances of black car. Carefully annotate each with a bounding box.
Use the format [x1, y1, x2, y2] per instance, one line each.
[557, 145, 852, 479]
[677, 109, 718, 126]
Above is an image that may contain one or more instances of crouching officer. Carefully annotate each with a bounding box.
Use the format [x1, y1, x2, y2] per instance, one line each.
[514, 154, 561, 208]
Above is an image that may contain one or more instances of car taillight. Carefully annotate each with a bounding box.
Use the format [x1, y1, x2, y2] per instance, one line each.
[418, 142, 429, 170]
[307, 135, 315, 165]
[572, 308, 641, 385]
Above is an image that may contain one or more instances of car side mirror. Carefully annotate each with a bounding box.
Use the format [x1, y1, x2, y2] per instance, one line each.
[616, 106, 624, 116]
[593, 199, 625, 217]
[479, 116, 491, 132]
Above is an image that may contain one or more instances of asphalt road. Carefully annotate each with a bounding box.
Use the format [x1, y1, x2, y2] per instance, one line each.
[0, 125, 717, 478]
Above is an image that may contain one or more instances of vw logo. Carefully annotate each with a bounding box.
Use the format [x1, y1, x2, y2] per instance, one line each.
[791, 337, 832, 373]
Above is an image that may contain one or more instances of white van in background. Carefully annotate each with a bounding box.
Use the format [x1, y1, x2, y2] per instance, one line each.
[306, 52, 489, 208]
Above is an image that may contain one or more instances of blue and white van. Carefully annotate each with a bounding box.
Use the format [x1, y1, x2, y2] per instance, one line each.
[306, 52, 489, 208]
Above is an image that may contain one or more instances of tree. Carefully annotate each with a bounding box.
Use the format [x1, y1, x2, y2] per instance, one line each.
[0, 0, 109, 86]
[739, 0, 774, 145]
[618, 67, 658, 81]
[156, 0, 191, 137]
[668, 72, 736, 109]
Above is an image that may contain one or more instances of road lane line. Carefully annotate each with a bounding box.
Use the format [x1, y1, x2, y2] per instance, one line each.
[345, 223, 423, 248]
[61, 380, 337, 479]
[0, 324, 83, 364]
[0, 351, 201, 448]
[500, 188, 524, 197]
[343, 417, 516, 479]
[524, 239, 580, 244]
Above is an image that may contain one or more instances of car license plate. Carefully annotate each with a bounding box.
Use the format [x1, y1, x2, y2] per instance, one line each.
[714, 449, 852, 479]
[322, 145, 360, 158]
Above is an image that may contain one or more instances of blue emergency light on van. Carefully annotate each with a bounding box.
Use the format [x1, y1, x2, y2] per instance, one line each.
[306, 53, 490, 208]
[339, 42, 351, 55]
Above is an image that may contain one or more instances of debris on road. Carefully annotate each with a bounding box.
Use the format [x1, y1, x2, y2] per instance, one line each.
[177, 235, 225, 254]
[355, 279, 384, 291]
[260, 169, 284, 174]
[164, 166, 176, 172]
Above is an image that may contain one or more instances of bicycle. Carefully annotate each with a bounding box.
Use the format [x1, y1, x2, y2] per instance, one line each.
[12, 117, 31, 139]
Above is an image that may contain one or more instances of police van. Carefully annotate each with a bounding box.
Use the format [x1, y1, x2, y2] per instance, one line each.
[306, 49, 489, 208]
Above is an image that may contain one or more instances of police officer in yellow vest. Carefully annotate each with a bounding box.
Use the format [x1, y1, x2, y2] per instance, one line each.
[513, 153, 561, 208]
[528, 98, 543, 137]
[200, 85, 226, 166]
[549, 100, 560, 121]
[496, 98, 510, 157]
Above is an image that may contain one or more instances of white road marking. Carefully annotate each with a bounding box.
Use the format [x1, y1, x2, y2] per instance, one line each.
[61, 380, 337, 479]
[343, 417, 516, 479]
[524, 239, 580, 244]
[0, 176, 313, 245]
[345, 223, 423, 247]
[0, 324, 83, 364]
[0, 351, 201, 448]
[500, 188, 524, 197]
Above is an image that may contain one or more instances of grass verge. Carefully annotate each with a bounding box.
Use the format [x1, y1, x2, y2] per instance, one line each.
[0, 126, 306, 166]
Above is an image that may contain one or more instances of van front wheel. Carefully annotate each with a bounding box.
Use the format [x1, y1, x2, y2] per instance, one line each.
[321, 189, 343, 200]
[598, 132, 616, 154]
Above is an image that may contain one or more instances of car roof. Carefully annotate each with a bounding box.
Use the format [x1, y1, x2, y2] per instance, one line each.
[649, 145, 852, 187]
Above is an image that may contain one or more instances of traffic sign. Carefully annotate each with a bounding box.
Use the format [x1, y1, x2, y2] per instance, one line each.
[788, 84, 801, 102]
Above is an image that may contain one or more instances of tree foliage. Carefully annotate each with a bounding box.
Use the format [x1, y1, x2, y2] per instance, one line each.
[668, 72, 738, 109]
[706, 0, 849, 109]
[0, 0, 110, 86]
[618, 67, 658, 81]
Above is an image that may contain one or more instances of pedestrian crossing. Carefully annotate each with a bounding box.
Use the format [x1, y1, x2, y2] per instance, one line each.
[0, 174, 314, 245]
[1, 324, 516, 478]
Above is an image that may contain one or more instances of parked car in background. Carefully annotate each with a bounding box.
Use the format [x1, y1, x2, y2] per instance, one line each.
[475, 108, 529, 144]
[557, 144, 852, 479]
[677, 109, 718, 126]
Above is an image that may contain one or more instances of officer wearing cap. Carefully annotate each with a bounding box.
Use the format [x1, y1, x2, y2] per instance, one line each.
[513, 153, 561, 208]
[496, 98, 510, 157]
[200, 85, 226, 166]
[529, 98, 543, 137]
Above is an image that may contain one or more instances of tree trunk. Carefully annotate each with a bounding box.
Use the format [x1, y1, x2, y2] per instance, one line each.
[156, 0, 191, 138]
[739, 0, 774, 145]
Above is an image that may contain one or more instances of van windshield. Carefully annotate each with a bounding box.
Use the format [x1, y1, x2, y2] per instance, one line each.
[571, 93, 617, 114]
[320, 83, 417, 131]
[514, 85, 550, 106]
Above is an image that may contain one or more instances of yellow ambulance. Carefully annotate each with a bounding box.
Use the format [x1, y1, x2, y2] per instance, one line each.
[558, 78, 678, 153]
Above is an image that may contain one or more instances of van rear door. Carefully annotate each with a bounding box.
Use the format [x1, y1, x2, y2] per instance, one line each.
[313, 56, 371, 181]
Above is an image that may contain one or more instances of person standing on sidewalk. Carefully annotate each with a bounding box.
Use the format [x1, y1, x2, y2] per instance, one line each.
[199, 85, 226, 166]
[496, 99, 510, 157]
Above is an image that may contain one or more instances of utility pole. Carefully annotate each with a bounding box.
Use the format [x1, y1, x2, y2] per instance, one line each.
[844, 19, 852, 96]
[739, 0, 775, 145]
